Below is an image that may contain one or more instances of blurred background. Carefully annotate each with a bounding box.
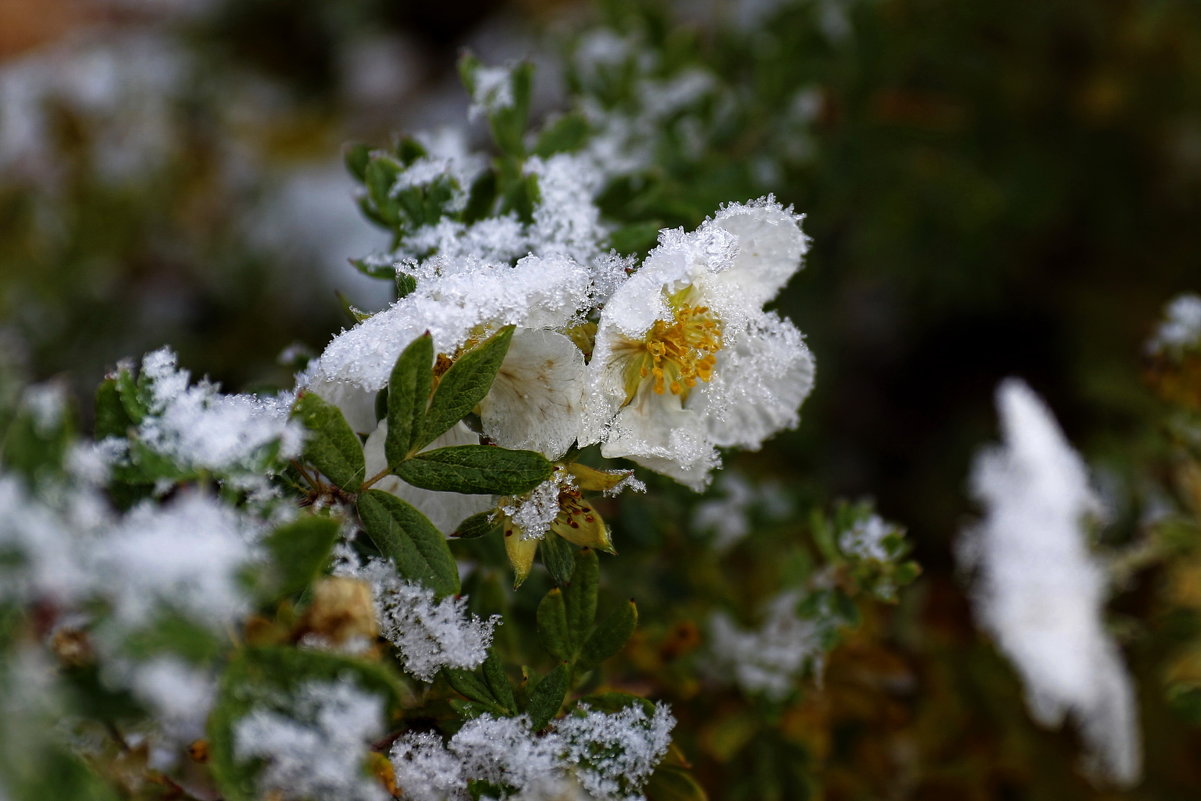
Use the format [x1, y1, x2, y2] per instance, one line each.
[3, 0, 1201, 798]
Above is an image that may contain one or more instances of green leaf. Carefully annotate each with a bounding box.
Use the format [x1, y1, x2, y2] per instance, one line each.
[357, 490, 460, 597]
[646, 765, 710, 801]
[395, 272, 418, 299]
[94, 377, 134, 439]
[452, 511, 502, 539]
[536, 588, 572, 661]
[417, 326, 515, 449]
[208, 647, 405, 801]
[481, 651, 517, 715]
[115, 365, 148, 423]
[539, 532, 576, 588]
[344, 143, 372, 181]
[534, 112, 592, 157]
[349, 257, 395, 280]
[564, 548, 599, 650]
[394, 445, 553, 496]
[1, 403, 72, 482]
[462, 170, 498, 224]
[262, 515, 341, 599]
[578, 599, 637, 670]
[386, 333, 433, 464]
[292, 392, 366, 491]
[445, 668, 511, 716]
[526, 663, 570, 730]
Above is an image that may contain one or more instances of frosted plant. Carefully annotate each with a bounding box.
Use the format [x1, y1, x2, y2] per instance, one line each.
[1147, 292, 1201, 356]
[838, 513, 893, 562]
[93, 492, 260, 630]
[132, 347, 304, 475]
[960, 379, 1141, 786]
[556, 702, 676, 801]
[692, 471, 793, 551]
[708, 591, 829, 700]
[389, 706, 674, 801]
[233, 679, 389, 801]
[342, 556, 498, 681]
[304, 254, 591, 398]
[581, 197, 815, 488]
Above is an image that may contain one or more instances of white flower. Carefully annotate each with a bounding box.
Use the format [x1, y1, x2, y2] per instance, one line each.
[479, 329, 587, 460]
[960, 379, 1140, 786]
[581, 197, 815, 488]
[363, 421, 493, 535]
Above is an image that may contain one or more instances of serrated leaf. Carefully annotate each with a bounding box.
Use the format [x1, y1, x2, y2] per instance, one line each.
[578, 599, 637, 670]
[386, 333, 433, 464]
[527, 663, 570, 731]
[564, 548, 599, 650]
[357, 490, 460, 597]
[394, 445, 553, 495]
[262, 515, 341, 599]
[539, 532, 576, 588]
[208, 647, 405, 801]
[536, 588, 571, 661]
[292, 392, 366, 491]
[417, 326, 514, 449]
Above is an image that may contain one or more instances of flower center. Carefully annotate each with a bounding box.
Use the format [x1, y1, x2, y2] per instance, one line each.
[619, 301, 723, 402]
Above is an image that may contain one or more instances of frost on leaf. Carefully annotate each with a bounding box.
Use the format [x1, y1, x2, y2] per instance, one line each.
[233, 678, 389, 801]
[136, 347, 304, 474]
[708, 591, 830, 700]
[959, 379, 1140, 786]
[337, 555, 497, 681]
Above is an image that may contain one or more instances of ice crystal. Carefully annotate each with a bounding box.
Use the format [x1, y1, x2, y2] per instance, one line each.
[469, 65, 516, 120]
[557, 702, 675, 801]
[960, 379, 1140, 786]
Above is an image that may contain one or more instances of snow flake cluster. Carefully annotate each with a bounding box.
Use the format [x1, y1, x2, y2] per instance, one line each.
[959, 379, 1140, 786]
[388, 703, 675, 801]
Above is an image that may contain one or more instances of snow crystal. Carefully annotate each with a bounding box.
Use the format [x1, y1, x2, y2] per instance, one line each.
[1147, 292, 1201, 355]
[0, 474, 97, 605]
[389, 732, 466, 801]
[839, 514, 893, 562]
[310, 256, 591, 394]
[526, 154, 609, 265]
[124, 657, 215, 741]
[451, 714, 563, 791]
[234, 679, 388, 801]
[960, 379, 1141, 786]
[344, 558, 497, 681]
[469, 65, 516, 120]
[557, 702, 676, 801]
[501, 471, 571, 541]
[94, 492, 258, 630]
[20, 382, 67, 434]
[709, 591, 826, 699]
[137, 348, 304, 473]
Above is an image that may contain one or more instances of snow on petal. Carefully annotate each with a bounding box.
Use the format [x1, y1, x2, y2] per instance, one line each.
[960, 379, 1140, 786]
[479, 329, 586, 459]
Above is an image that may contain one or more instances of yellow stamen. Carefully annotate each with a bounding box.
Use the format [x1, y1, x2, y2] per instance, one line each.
[617, 297, 724, 403]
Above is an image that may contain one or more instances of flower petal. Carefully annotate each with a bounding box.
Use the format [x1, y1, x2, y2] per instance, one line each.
[478, 329, 585, 459]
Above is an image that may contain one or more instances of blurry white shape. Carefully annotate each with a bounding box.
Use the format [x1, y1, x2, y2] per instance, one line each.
[708, 591, 825, 699]
[960, 379, 1140, 786]
[1147, 292, 1201, 355]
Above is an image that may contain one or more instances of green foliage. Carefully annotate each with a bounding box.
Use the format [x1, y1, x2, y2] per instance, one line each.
[292, 391, 366, 491]
[393, 445, 553, 496]
[357, 489, 460, 598]
[261, 515, 341, 600]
